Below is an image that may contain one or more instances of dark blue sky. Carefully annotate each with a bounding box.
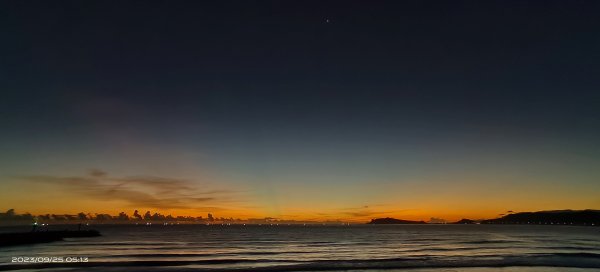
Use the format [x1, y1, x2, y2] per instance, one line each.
[1, 0, 599, 219]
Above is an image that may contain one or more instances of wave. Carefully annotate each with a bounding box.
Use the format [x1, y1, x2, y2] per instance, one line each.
[2, 253, 599, 271]
[102, 251, 317, 258]
[459, 240, 519, 244]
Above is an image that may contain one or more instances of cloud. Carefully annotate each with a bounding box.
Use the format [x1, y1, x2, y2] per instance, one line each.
[428, 217, 447, 224]
[342, 210, 393, 218]
[88, 168, 107, 177]
[18, 170, 236, 210]
[338, 205, 397, 218]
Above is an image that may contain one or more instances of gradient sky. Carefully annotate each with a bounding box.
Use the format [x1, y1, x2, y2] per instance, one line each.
[1, 0, 599, 222]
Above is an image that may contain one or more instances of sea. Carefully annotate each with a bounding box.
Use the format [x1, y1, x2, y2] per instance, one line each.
[0, 224, 599, 271]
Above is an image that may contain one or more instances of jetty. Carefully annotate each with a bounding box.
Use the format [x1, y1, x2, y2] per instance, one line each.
[0, 229, 100, 246]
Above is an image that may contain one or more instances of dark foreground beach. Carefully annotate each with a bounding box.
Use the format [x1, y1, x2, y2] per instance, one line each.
[1, 224, 599, 271]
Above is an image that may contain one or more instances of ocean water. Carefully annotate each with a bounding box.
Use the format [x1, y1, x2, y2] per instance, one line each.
[0, 224, 599, 271]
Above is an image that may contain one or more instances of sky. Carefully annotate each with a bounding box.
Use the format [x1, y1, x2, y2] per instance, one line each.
[1, 0, 599, 222]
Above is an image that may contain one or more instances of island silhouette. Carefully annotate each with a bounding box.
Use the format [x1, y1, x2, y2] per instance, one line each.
[479, 209, 600, 225]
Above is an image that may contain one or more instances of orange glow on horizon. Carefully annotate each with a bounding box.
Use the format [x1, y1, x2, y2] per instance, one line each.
[1, 169, 598, 223]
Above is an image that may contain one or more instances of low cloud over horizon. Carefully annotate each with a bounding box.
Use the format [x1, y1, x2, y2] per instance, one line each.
[15, 169, 242, 212]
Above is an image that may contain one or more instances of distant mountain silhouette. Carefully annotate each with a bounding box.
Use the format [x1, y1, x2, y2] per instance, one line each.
[368, 217, 426, 224]
[453, 218, 476, 224]
[480, 210, 600, 225]
[370, 210, 600, 226]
